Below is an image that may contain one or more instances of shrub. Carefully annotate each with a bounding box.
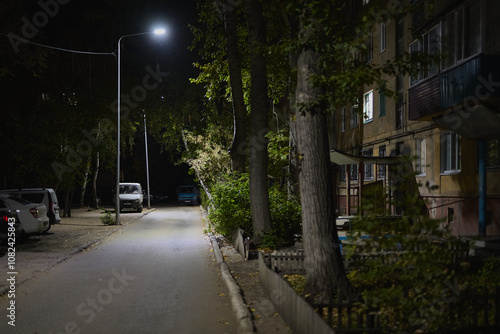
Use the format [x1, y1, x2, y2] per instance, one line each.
[208, 173, 302, 246]
[208, 173, 252, 237]
[100, 211, 116, 225]
[266, 185, 302, 247]
[346, 160, 472, 333]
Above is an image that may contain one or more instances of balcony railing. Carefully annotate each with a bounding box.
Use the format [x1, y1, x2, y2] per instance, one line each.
[409, 54, 500, 121]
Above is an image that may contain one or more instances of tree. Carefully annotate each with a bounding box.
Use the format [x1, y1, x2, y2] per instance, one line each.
[295, 46, 351, 300]
[289, 0, 425, 300]
[216, 0, 248, 173]
[246, 0, 272, 242]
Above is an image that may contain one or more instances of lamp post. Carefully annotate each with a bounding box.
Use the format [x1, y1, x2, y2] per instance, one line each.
[116, 29, 165, 224]
[144, 112, 151, 209]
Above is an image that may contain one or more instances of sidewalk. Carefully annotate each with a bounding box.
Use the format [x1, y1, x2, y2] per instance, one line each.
[0, 207, 151, 295]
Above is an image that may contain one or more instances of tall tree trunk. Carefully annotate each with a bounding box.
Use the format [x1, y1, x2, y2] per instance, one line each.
[246, 0, 271, 243]
[79, 159, 91, 207]
[92, 151, 100, 209]
[295, 48, 352, 301]
[63, 189, 74, 218]
[221, 2, 247, 173]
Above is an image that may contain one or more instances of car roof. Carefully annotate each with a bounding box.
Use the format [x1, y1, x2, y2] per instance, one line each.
[1, 188, 54, 192]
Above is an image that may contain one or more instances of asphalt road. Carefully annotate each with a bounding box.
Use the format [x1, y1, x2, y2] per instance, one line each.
[0, 206, 238, 334]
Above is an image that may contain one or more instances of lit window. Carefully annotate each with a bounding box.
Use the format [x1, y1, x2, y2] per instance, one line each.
[363, 90, 373, 123]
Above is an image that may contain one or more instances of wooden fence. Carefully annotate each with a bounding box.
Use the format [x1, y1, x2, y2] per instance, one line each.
[258, 252, 335, 334]
[263, 250, 305, 274]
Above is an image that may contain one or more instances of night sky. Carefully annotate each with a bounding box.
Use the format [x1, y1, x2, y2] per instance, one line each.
[1, 1, 200, 201]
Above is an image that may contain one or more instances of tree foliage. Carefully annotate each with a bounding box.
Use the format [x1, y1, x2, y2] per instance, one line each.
[345, 163, 475, 333]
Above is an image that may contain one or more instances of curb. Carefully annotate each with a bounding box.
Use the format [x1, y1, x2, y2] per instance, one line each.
[210, 236, 255, 334]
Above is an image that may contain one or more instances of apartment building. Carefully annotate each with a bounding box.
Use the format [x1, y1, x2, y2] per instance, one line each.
[331, 0, 500, 237]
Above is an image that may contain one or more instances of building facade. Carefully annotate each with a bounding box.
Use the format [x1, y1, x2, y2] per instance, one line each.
[331, 0, 500, 237]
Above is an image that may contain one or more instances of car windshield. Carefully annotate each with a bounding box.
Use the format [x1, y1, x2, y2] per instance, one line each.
[180, 187, 194, 193]
[120, 185, 140, 194]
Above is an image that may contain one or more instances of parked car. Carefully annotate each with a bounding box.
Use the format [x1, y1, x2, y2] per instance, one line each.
[0, 188, 61, 229]
[0, 204, 22, 241]
[119, 183, 144, 212]
[177, 185, 200, 206]
[0, 194, 49, 236]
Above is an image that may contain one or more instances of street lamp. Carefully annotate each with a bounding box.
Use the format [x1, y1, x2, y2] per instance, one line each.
[144, 112, 151, 209]
[116, 29, 165, 224]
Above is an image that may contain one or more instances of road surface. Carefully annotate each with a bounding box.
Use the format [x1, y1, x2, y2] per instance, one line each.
[0, 205, 237, 334]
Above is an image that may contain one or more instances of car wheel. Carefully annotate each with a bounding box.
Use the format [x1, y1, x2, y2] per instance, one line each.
[137, 207, 143, 213]
[42, 223, 51, 234]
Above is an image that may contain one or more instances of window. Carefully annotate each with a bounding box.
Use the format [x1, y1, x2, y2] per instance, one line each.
[340, 165, 346, 181]
[396, 18, 405, 56]
[341, 107, 346, 132]
[350, 105, 359, 128]
[378, 146, 386, 179]
[442, 1, 481, 69]
[351, 164, 359, 181]
[380, 21, 386, 53]
[416, 139, 426, 175]
[363, 90, 373, 123]
[440, 133, 461, 174]
[366, 33, 373, 62]
[379, 90, 386, 116]
[396, 75, 404, 129]
[487, 139, 500, 168]
[410, 25, 441, 86]
[363, 149, 374, 180]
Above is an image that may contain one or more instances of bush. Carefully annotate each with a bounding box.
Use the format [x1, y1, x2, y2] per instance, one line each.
[208, 173, 302, 246]
[346, 160, 472, 333]
[208, 173, 252, 237]
[266, 185, 302, 248]
[100, 211, 116, 225]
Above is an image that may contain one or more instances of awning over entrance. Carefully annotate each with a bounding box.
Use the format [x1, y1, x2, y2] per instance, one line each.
[329, 150, 401, 165]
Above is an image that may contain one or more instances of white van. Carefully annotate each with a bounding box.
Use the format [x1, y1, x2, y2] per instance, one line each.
[119, 183, 144, 212]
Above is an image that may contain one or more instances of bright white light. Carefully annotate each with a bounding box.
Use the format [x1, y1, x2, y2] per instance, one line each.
[154, 28, 166, 35]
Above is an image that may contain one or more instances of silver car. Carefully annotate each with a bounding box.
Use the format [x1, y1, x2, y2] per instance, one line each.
[0, 194, 50, 237]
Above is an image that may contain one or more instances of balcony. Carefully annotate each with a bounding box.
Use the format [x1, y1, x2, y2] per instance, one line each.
[409, 54, 500, 139]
